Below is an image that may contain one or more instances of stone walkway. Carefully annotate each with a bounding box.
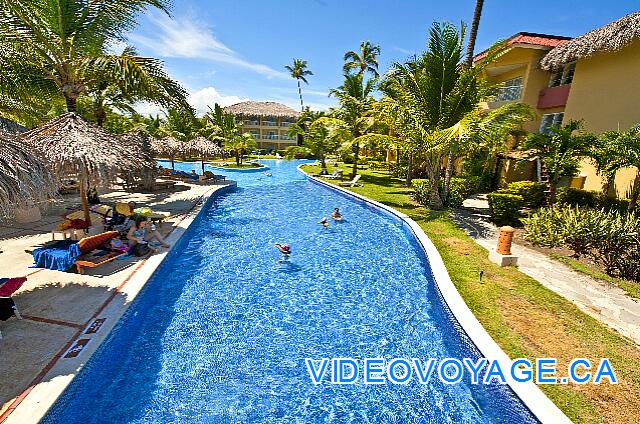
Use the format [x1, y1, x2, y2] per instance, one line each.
[453, 194, 640, 346]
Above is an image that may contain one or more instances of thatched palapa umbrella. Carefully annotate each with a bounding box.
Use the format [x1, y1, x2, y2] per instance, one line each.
[120, 131, 158, 191]
[22, 112, 148, 225]
[151, 136, 183, 170]
[0, 129, 58, 218]
[184, 136, 225, 173]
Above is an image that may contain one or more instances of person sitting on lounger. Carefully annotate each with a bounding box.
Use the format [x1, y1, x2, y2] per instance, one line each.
[127, 215, 169, 254]
[331, 208, 343, 221]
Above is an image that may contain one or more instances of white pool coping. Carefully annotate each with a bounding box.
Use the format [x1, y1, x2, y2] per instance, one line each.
[302, 166, 571, 424]
[4, 182, 237, 424]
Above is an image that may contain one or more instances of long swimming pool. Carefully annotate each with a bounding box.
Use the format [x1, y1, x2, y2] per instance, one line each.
[42, 159, 537, 423]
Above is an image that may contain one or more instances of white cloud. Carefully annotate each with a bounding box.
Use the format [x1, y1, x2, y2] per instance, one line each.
[128, 13, 287, 79]
[134, 86, 248, 117]
[188, 86, 248, 115]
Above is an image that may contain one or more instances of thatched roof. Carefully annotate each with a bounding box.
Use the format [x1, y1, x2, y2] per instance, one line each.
[541, 11, 640, 70]
[184, 136, 224, 157]
[21, 112, 148, 185]
[120, 131, 156, 166]
[151, 136, 184, 157]
[0, 129, 58, 217]
[223, 101, 300, 118]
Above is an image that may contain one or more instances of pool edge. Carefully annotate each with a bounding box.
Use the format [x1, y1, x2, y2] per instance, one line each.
[3, 181, 237, 424]
[301, 166, 571, 424]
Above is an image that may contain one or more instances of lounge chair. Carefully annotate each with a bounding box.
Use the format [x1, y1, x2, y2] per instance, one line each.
[65, 204, 113, 221]
[319, 169, 343, 180]
[28, 231, 128, 273]
[203, 171, 226, 183]
[338, 174, 362, 187]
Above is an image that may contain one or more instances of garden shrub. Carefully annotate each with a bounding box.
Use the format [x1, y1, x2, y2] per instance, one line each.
[447, 177, 476, 207]
[555, 187, 601, 208]
[411, 179, 434, 206]
[502, 181, 547, 208]
[487, 192, 524, 226]
[524, 205, 640, 282]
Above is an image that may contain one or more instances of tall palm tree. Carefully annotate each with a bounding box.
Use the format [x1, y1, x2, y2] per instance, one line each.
[329, 73, 377, 178]
[0, 0, 188, 120]
[464, 0, 485, 68]
[285, 59, 313, 111]
[343, 41, 381, 77]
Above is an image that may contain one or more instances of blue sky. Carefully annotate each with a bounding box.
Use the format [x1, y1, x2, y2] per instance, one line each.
[127, 0, 640, 115]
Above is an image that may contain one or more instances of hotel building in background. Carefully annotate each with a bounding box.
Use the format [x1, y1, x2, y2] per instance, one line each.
[223, 101, 300, 152]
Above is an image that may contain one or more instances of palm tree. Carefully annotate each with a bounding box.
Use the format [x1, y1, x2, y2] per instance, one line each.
[330, 73, 377, 178]
[0, 0, 188, 119]
[203, 103, 238, 142]
[290, 116, 346, 175]
[519, 121, 596, 203]
[224, 133, 257, 166]
[464, 0, 485, 68]
[285, 59, 313, 111]
[87, 46, 190, 127]
[343, 41, 381, 77]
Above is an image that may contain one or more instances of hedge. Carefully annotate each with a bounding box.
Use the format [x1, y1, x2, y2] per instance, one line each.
[487, 192, 524, 226]
[502, 181, 547, 208]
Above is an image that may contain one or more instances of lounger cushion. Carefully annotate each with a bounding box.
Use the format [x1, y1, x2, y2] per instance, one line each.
[0, 277, 27, 297]
[77, 231, 119, 254]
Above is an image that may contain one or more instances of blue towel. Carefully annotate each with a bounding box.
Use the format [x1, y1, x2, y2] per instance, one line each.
[32, 240, 82, 271]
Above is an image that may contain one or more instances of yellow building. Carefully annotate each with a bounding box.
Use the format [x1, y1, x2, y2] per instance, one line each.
[480, 12, 640, 197]
[223, 101, 300, 152]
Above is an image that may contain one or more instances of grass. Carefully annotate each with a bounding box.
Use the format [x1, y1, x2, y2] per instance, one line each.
[301, 163, 640, 424]
[548, 253, 640, 301]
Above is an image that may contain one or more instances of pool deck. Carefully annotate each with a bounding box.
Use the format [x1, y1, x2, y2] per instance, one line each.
[0, 180, 235, 424]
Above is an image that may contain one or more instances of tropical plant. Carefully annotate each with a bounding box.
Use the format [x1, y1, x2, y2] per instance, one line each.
[298, 117, 348, 174]
[519, 120, 596, 203]
[224, 133, 257, 166]
[0, 0, 189, 123]
[589, 131, 626, 196]
[329, 73, 377, 178]
[285, 59, 313, 111]
[343, 41, 381, 77]
[203, 103, 238, 142]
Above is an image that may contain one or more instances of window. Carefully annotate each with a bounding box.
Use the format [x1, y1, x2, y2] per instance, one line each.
[539, 112, 564, 134]
[495, 77, 523, 101]
[548, 62, 576, 87]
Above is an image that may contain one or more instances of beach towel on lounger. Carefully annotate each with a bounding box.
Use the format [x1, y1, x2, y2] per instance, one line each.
[31, 240, 81, 271]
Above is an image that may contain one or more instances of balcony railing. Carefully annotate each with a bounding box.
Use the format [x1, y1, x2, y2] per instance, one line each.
[280, 135, 294, 141]
[281, 122, 294, 127]
[537, 84, 571, 109]
[494, 86, 522, 102]
[262, 121, 278, 126]
[263, 134, 279, 140]
[243, 120, 259, 126]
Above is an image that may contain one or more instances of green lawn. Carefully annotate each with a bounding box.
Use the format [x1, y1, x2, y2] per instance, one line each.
[301, 163, 640, 424]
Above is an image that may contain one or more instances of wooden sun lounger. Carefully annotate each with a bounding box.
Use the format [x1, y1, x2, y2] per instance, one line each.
[75, 249, 127, 274]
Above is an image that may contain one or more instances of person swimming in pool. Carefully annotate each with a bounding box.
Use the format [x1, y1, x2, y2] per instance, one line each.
[318, 217, 329, 229]
[275, 243, 291, 257]
[331, 208, 343, 221]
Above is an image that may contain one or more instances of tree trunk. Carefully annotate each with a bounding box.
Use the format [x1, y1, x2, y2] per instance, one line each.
[429, 177, 444, 210]
[351, 142, 359, 178]
[464, 0, 485, 68]
[298, 79, 304, 111]
[396, 145, 401, 167]
[548, 182, 557, 205]
[442, 152, 455, 204]
[628, 170, 640, 213]
[491, 156, 502, 190]
[405, 152, 413, 187]
[65, 95, 77, 113]
[236, 151, 240, 166]
[171, 157, 175, 170]
[95, 105, 107, 127]
[320, 155, 328, 175]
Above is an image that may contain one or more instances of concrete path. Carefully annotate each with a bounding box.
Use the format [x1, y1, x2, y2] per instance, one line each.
[453, 194, 640, 346]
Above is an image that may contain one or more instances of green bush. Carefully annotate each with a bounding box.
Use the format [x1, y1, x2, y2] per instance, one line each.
[502, 181, 547, 208]
[411, 179, 434, 206]
[555, 187, 601, 208]
[284, 145, 313, 159]
[524, 205, 640, 282]
[487, 192, 524, 226]
[447, 177, 476, 207]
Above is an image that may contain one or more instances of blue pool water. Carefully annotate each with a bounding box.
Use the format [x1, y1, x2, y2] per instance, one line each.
[43, 160, 537, 423]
